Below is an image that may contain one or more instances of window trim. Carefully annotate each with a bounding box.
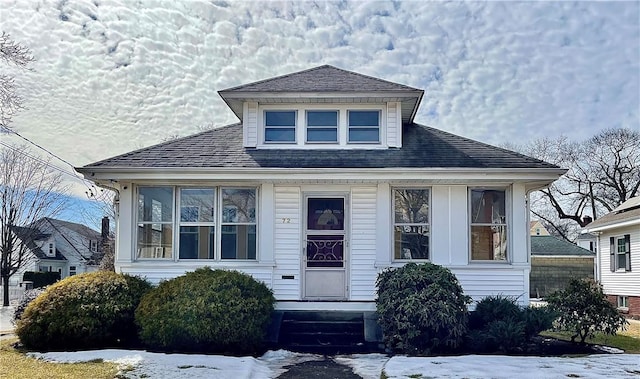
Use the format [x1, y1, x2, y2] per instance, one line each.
[610, 234, 631, 272]
[392, 187, 431, 261]
[264, 110, 297, 144]
[347, 109, 381, 144]
[305, 110, 339, 143]
[468, 187, 510, 263]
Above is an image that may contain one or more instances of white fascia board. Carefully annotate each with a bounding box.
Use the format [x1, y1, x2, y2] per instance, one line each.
[78, 167, 565, 183]
[219, 91, 422, 100]
[583, 218, 640, 233]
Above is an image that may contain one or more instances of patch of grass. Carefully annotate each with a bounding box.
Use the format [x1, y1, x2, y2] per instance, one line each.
[540, 330, 640, 354]
[0, 338, 119, 379]
[619, 319, 640, 339]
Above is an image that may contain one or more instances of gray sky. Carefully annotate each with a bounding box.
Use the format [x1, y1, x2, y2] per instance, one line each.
[1, 0, 639, 198]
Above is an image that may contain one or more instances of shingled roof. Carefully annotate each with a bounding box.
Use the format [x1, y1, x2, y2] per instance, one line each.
[584, 196, 640, 230]
[219, 65, 422, 93]
[82, 123, 558, 170]
[218, 65, 424, 124]
[531, 236, 595, 257]
[12, 226, 66, 261]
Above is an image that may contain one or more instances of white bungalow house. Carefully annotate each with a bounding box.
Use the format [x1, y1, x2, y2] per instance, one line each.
[583, 196, 640, 317]
[77, 65, 564, 316]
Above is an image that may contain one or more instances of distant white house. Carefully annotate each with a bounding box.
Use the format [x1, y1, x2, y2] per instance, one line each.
[583, 196, 640, 317]
[77, 65, 564, 314]
[10, 218, 105, 286]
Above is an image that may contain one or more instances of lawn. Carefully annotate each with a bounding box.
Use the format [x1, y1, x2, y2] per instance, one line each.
[540, 319, 640, 354]
[0, 338, 120, 379]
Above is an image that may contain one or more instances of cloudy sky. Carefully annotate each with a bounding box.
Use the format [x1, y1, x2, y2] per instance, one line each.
[1, 0, 639, 200]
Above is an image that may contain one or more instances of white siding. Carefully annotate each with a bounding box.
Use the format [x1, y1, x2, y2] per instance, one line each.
[386, 102, 402, 148]
[350, 186, 378, 300]
[272, 186, 302, 300]
[453, 267, 528, 306]
[243, 102, 258, 147]
[117, 264, 273, 288]
[599, 225, 640, 296]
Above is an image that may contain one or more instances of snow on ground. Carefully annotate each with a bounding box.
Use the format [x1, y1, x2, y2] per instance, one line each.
[28, 350, 640, 379]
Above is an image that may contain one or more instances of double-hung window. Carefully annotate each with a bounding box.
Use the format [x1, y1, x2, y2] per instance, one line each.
[610, 235, 631, 272]
[221, 188, 257, 260]
[470, 188, 507, 261]
[348, 110, 380, 143]
[137, 187, 174, 259]
[178, 188, 216, 259]
[306, 110, 338, 143]
[265, 110, 296, 143]
[393, 188, 430, 260]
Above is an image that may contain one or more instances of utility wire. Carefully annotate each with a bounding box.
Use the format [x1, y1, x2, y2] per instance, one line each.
[0, 140, 99, 197]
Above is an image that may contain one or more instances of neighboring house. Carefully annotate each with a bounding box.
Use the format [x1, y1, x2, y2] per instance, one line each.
[76, 65, 564, 316]
[583, 196, 640, 317]
[529, 235, 595, 298]
[11, 218, 104, 286]
[576, 232, 598, 253]
[530, 220, 550, 236]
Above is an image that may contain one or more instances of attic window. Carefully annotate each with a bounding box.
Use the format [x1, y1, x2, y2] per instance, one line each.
[265, 110, 296, 143]
[348, 110, 380, 143]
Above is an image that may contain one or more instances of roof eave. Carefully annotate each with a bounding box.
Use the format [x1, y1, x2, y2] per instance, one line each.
[77, 166, 566, 184]
[583, 218, 640, 233]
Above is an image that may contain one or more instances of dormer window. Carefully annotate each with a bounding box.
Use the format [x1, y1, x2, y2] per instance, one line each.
[48, 242, 55, 257]
[306, 110, 338, 143]
[265, 110, 296, 143]
[348, 110, 380, 143]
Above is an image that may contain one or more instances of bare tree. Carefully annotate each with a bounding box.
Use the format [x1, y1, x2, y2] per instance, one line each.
[0, 32, 34, 131]
[510, 128, 640, 241]
[0, 145, 68, 306]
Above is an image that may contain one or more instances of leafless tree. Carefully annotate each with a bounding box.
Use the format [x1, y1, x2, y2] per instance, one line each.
[0, 145, 68, 306]
[509, 128, 640, 241]
[0, 32, 34, 131]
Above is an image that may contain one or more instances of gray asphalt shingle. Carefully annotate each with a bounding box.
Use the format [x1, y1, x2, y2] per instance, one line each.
[83, 123, 558, 169]
[219, 65, 422, 93]
[531, 235, 595, 257]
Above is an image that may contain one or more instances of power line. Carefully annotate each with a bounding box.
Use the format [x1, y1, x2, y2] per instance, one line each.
[1, 126, 80, 174]
[0, 141, 97, 195]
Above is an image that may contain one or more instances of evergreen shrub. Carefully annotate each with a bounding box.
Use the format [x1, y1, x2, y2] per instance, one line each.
[15, 271, 151, 351]
[135, 267, 275, 355]
[466, 295, 557, 353]
[375, 262, 471, 355]
[547, 278, 628, 344]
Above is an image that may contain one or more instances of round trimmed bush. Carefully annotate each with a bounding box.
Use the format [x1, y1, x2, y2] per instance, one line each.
[16, 271, 152, 351]
[135, 268, 275, 355]
[376, 262, 471, 355]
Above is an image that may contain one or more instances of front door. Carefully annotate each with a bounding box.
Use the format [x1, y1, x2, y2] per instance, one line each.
[303, 196, 347, 300]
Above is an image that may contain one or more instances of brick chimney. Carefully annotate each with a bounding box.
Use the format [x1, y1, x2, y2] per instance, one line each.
[101, 217, 109, 248]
